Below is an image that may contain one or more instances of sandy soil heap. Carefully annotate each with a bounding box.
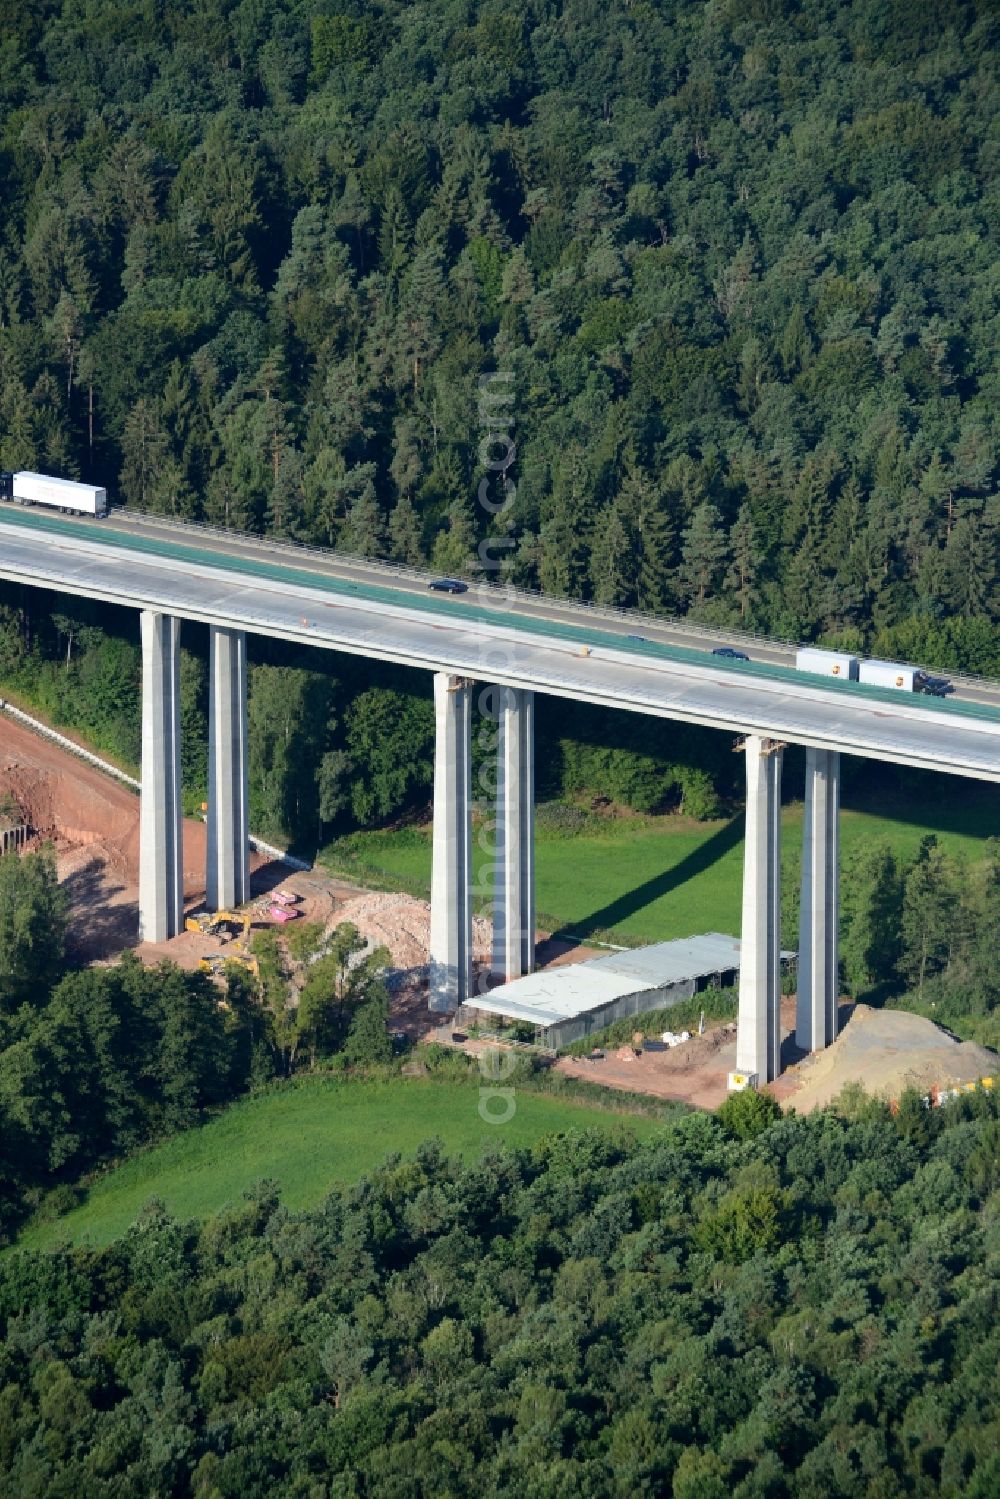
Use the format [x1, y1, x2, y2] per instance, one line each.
[777, 1003, 998, 1112]
[330, 890, 492, 970]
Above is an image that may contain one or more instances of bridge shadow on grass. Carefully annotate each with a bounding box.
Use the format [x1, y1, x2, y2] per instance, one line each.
[547, 814, 745, 943]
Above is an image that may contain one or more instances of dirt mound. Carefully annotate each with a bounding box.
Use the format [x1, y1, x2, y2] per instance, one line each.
[780, 1004, 998, 1113]
[330, 890, 492, 971]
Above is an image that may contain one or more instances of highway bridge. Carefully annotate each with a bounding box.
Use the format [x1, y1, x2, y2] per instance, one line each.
[2, 501, 999, 1088]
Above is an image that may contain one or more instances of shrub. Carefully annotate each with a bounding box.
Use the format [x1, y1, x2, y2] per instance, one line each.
[717, 1087, 782, 1140]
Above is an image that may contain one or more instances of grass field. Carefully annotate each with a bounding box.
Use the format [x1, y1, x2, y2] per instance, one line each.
[321, 784, 1000, 946]
[18, 1076, 664, 1253]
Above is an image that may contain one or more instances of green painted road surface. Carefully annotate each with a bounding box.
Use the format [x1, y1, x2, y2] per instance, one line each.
[16, 1077, 664, 1252]
[3, 505, 999, 725]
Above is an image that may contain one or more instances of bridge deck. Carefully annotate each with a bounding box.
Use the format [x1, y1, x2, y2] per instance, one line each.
[1, 505, 999, 781]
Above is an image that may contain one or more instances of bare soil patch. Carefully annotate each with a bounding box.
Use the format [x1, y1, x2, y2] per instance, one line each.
[554, 1001, 798, 1110]
[774, 1003, 998, 1112]
[0, 712, 314, 963]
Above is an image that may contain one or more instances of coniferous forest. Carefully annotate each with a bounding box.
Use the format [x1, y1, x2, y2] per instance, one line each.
[1, 0, 998, 659]
[2, 0, 1000, 842]
[4, 4, 1000, 1493]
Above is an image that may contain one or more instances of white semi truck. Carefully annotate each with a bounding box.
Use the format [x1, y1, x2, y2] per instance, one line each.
[0, 470, 108, 517]
[858, 660, 924, 692]
[795, 647, 859, 680]
[795, 648, 952, 697]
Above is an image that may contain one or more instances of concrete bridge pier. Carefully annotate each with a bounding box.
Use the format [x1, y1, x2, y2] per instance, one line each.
[492, 686, 535, 983]
[796, 747, 840, 1053]
[207, 626, 249, 912]
[429, 673, 473, 1012]
[139, 610, 183, 943]
[736, 735, 784, 1084]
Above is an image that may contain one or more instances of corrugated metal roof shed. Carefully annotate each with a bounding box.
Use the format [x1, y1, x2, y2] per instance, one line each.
[470, 932, 746, 1030]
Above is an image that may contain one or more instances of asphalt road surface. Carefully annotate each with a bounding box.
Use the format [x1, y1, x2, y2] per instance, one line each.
[99, 507, 1000, 710]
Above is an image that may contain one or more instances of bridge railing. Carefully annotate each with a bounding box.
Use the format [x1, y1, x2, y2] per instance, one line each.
[101, 506, 1000, 696]
[0, 697, 141, 789]
[109, 506, 803, 647]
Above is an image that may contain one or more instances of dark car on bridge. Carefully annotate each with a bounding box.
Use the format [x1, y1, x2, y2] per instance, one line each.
[712, 645, 750, 662]
[919, 674, 954, 696]
[428, 578, 468, 594]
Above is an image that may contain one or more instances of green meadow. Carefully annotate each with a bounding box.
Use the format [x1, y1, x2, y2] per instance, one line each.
[321, 783, 1000, 946]
[18, 1076, 663, 1252]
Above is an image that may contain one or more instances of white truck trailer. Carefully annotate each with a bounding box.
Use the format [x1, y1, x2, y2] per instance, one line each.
[795, 647, 859, 680]
[858, 659, 923, 691]
[2, 471, 108, 517]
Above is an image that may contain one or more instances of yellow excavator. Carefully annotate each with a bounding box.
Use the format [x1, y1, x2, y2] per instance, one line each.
[198, 950, 260, 982]
[185, 908, 251, 943]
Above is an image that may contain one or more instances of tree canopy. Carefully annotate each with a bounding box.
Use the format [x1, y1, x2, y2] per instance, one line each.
[2, 1087, 1000, 1494]
[0, 0, 998, 671]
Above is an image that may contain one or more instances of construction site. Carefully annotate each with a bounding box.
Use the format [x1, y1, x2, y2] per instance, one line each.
[1, 704, 996, 1113]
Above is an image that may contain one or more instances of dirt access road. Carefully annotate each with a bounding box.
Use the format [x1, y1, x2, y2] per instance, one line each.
[0, 711, 332, 962]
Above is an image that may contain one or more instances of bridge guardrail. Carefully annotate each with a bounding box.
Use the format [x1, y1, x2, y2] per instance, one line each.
[0, 698, 141, 789]
[108, 508, 810, 649]
[0, 697, 310, 871]
[108, 507, 1000, 695]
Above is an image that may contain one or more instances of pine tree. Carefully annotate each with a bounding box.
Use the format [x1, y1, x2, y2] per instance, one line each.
[590, 495, 636, 607]
[539, 444, 596, 599]
[736, 335, 768, 413]
[397, 249, 443, 392]
[151, 455, 197, 520]
[945, 515, 997, 618]
[378, 185, 411, 277]
[0, 360, 38, 470]
[900, 837, 959, 999]
[431, 497, 476, 575]
[390, 415, 422, 501]
[917, 449, 952, 543]
[388, 494, 424, 565]
[301, 447, 347, 546]
[953, 415, 994, 495]
[203, 466, 257, 533]
[678, 502, 729, 609]
[48, 288, 82, 399]
[623, 464, 678, 615]
[637, 497, 677, 615]
[538, 492, 595, 599]
[827, 477, 869, 628]
[725, 503, 760, 622]
[120, 398, 168, 510]
[841, 842, 903, 995]
[339, 468, 386, 558]
[779, 303, 812, 375]
[344, 997, 393, 1066]
[161, 358, 208, 494]
[268, 447, 305, 539]
[499, 246, 535, 339]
